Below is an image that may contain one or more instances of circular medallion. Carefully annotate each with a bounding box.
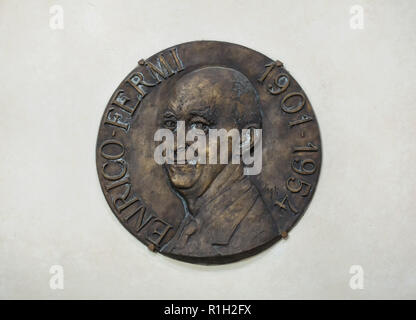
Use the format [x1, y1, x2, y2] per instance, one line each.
[96, 41, 322, 264]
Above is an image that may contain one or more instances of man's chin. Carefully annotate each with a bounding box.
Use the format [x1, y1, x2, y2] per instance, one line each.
[167, 164, 200, 189]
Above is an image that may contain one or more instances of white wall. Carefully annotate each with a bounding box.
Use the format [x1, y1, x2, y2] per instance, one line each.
[0, 0, 415, 299]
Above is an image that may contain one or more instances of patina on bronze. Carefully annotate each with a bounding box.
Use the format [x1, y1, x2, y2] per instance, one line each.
[96, 41, 322, 264]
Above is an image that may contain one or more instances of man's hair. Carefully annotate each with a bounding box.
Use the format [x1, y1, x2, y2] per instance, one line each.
[170, 66, 262, 129]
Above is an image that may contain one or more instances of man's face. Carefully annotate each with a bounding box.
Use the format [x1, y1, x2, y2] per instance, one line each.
[162, 89, 231, 192]
[158, 67, 259, 195]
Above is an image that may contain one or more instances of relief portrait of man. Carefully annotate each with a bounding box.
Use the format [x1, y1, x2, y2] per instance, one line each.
[158, 66, 277, 259]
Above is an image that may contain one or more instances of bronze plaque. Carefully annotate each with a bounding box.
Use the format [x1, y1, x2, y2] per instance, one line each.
[96, 41, 322, 264]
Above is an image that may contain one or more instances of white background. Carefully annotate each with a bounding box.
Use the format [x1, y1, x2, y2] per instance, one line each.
[0, 0, 415, 299]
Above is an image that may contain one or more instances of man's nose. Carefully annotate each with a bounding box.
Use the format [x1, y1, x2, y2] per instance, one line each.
[173, 140, 191, 154]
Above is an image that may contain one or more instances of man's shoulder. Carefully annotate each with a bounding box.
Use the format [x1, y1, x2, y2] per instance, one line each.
[232, 196, 278, 247]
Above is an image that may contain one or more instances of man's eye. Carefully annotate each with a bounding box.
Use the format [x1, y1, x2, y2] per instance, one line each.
[191, 122, 209, 132]
[164, 120, 176, 128]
